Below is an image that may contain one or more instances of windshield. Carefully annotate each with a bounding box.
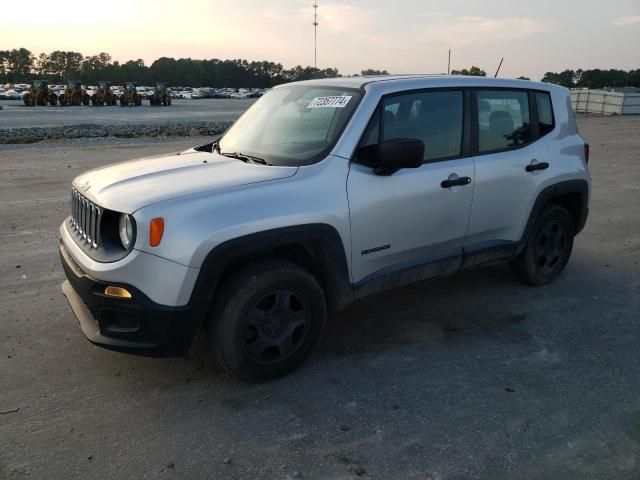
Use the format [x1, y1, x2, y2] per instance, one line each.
[218, 85, 362, 166]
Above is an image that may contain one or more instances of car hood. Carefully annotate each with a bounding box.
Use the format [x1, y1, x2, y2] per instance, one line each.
[73, 149, 298, 213]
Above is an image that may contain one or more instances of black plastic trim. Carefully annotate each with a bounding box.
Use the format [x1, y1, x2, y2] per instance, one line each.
[66, 211, 137, 264]
[60, 243, 198, 357]
[516, 179, 589, 255]
[461, 240, 518, 270]
[177, 224, 354, 352]
[354, 248, 462, 299]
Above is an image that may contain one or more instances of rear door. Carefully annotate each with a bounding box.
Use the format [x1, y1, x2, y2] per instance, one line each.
[464, 89, 554, 253]
[347, 89, 475, 291]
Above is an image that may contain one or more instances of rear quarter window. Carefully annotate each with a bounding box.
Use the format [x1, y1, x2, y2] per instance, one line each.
[535, 92, 555, 136]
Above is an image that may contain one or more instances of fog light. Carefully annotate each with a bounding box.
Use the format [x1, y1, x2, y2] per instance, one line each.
[104, 286, 132, 299]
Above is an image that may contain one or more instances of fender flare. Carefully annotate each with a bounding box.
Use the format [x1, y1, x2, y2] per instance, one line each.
[181, 224, 353, 352]
[517, 179, 589, 254]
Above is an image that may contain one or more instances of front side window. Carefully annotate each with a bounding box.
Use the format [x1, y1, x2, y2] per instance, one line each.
[477, 90, 531, 152]
[219, 85, 362, 166]
[358, 90, 464, 164]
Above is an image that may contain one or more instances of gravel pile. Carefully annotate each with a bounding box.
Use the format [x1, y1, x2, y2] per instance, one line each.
[0, 121, 233, 144]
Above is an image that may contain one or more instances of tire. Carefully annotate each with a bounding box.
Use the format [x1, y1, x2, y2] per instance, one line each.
[120, 95, 126, 106]
[208, 259, 327, 382]
[510, 205, 574, 286]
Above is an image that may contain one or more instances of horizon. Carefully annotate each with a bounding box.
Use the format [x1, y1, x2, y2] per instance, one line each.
[2, 0, 639, 80]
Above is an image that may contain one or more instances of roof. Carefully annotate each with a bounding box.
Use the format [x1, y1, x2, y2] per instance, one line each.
[283, 74, 561, 94]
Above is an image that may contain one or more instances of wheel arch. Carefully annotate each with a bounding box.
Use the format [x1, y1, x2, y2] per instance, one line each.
[518, 179, 589, 254]
[180, 224, 353, 354]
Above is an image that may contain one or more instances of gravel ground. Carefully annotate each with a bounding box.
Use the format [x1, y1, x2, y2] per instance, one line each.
[0, 122, 232, 144]
[0, 115, 639, 479]
[0, 98, 255, 130]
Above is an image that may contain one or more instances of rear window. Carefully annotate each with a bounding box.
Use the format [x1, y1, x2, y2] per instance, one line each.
[477, 90, 531, 153]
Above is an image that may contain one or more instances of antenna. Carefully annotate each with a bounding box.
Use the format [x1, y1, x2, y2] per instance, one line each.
[494, 57, 504, 78]
[313, 2, 319, 73]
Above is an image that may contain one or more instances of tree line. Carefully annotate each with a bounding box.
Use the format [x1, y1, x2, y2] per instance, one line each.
[0, 48, 340, 87]
[1, 48, 638, 89]
[541, 69, 640, 89]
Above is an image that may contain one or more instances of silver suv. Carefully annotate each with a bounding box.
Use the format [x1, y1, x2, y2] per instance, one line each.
[60, 75, 591, 381]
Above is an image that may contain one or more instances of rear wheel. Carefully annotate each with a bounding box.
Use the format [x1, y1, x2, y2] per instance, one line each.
[510, 205, 574, 285]
[208, 260, 327, 382]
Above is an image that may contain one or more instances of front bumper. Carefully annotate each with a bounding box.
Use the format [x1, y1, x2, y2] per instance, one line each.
[60, 243, 202, 357]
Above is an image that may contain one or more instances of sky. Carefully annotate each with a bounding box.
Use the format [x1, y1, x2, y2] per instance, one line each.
[2, 0, 639, 80]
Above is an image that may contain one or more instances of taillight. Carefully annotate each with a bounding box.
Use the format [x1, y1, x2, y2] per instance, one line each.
[584, 143, 590, 164]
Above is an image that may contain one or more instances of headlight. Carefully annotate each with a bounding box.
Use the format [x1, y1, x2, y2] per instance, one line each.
[118, 213, 134, 249]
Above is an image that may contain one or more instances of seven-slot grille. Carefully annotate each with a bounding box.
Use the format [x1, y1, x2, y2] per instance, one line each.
[70, 188, 102, 249]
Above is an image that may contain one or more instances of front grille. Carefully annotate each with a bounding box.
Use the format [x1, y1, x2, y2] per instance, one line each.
[70, 188, 102, 249]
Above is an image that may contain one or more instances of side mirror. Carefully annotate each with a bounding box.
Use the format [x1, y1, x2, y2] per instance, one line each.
[374, 138, 424, 175]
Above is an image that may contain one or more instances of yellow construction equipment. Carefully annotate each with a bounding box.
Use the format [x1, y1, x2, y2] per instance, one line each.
[149, 82, 172, 106]
[120, 82, 142, 106]
[91, 81, 117, 106]
[23, 80, 58, 106]
[59, 80, 90, 106]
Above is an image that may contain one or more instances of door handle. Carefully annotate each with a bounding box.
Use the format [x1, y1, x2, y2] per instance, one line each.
[525, 162, 549, 172]
[441, 176, 472, 188]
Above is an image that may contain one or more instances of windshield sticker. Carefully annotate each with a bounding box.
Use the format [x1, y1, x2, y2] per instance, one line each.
[307, 95, 352, 108]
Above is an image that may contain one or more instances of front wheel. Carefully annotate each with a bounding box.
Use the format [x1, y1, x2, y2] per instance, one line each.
[208, 260, 327, 382]
[510, 205, 574, 285]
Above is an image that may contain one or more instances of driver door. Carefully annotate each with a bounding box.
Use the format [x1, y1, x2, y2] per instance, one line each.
[347, 89, 475, 296]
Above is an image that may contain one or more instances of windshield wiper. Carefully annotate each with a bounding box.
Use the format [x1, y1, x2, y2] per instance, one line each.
[220, 151, 270, 165]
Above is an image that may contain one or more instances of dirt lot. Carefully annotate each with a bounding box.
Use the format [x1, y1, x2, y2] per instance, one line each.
[0, 98, 255, 129]
[1, 116, 639, 480]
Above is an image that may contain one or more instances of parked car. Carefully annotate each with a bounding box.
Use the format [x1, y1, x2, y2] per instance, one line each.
[59, 75, 591, 381]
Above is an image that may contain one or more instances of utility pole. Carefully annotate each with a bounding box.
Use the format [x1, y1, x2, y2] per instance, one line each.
[447, 49, 451, 75]
[313, 2, 319, 73]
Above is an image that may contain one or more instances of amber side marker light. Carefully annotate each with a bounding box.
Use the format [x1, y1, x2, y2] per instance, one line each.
[104, 286, 132, 299]
[150, 218, 165, 247]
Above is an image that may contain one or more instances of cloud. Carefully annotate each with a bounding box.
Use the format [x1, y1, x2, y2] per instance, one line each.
[297, 3, 375, 33]
[416, 15, 554, 47]
[612, 15, 640, 26]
